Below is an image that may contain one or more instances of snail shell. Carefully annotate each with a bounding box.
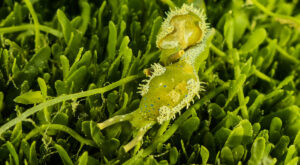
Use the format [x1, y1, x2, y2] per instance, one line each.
[156, 4, 208, 50]
[156, 4, 208, 65]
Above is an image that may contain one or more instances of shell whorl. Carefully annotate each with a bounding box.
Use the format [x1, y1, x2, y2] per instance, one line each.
[156, 4, 209, 50]
[180, 29, 214, 65]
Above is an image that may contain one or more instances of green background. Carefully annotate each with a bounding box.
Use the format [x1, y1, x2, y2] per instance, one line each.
[0, 0, 299, 164]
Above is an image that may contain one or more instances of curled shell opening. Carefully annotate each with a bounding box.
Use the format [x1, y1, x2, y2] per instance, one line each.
[156, 4, 208, 51]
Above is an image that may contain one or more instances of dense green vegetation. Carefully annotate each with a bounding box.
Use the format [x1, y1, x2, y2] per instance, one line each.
[0, 0, 299, 164]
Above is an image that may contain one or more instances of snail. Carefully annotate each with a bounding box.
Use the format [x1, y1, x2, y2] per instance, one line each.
[97, 4, 213, 152]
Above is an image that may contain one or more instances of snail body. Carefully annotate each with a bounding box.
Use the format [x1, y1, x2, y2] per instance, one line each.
[98, 61, 202, 151]
[136, 61, 201, 125]
[98, 4, 212, 152]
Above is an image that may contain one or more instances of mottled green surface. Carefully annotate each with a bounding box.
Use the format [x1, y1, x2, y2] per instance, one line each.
[0, 0, 299, 164]
[138, 61, 197, 122]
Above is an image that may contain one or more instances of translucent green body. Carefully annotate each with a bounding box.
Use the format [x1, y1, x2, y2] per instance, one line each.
[132, 61, 198, 127]
[98, 4, 211, 152]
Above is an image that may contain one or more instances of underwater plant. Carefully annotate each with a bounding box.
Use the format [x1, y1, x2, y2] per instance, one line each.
[97, 4, 213, 152]
[1, 0, 300, 164]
